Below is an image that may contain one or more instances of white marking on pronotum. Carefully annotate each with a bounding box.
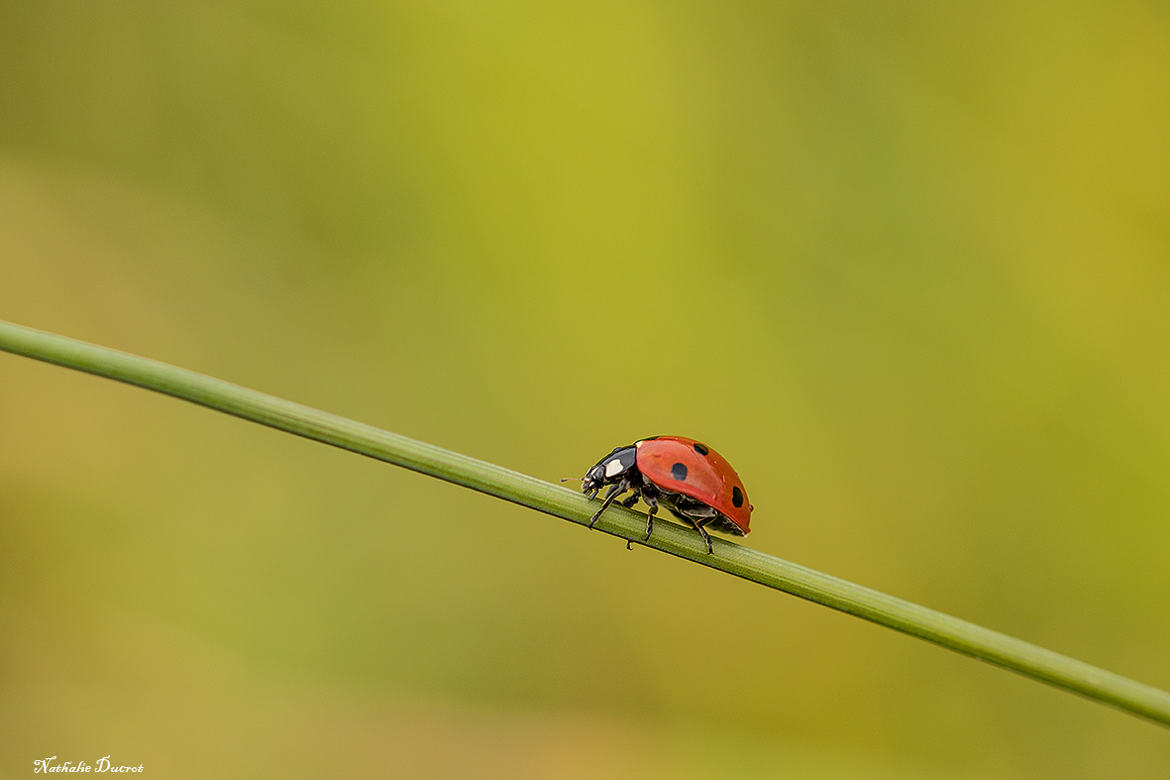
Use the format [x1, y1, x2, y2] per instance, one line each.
[604, 458, 624, 478]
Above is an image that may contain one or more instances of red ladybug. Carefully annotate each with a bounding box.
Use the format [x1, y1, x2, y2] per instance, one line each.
[581, 435, 753, 553]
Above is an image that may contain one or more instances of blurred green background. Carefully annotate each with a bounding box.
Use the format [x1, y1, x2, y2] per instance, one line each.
[2, 2, 1168, 777]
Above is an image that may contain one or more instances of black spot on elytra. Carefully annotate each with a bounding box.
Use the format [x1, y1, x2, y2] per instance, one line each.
[731, 485, 745, 508]
[671, 462, 688, 481]
[692, 442, 709, 456]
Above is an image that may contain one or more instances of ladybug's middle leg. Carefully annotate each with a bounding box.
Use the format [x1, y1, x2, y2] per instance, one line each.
[616, 487, 659, 543]
[641, 493, 659, 541]
[617, 490, 656, 548]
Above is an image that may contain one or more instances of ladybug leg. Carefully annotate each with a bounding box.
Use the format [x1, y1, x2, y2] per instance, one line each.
[642, 494, 658, 541]
[663, 494, 719, 553]
[693, 520, 714, 554]
[620, 492, 651, 547]
[588, 482, 626, 529]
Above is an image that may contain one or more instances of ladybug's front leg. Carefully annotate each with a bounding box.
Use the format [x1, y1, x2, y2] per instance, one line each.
[588, 481, 629, 529]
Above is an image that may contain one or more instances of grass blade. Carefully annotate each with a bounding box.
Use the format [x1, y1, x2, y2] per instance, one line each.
[2, 318, 1168, 728]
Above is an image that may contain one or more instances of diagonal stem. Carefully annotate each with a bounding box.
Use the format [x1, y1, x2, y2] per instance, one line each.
[2, 318, 1168, 728]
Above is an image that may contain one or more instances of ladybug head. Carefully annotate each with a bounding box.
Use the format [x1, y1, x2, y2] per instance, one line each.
[581, 444, 638, 494]
[581, 463, 607, 494]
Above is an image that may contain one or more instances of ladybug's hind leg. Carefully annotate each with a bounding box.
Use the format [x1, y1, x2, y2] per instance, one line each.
[664, 498, 720, 554]
[692, 520, 714, 554]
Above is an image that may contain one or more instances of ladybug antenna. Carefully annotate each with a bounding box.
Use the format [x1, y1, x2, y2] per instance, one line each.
[559, 477, 585, 483]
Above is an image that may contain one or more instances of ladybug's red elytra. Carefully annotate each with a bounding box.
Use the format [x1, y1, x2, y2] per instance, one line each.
[582, 435, 753, 554]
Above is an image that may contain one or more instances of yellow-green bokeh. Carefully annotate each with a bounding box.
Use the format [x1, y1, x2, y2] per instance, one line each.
[2, 3, 1168, 777]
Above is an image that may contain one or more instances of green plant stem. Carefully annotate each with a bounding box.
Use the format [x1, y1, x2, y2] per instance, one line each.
[2, 319, 1168, 728]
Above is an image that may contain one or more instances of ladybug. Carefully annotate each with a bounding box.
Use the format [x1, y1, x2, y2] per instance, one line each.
[581, 435, 753, 554]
